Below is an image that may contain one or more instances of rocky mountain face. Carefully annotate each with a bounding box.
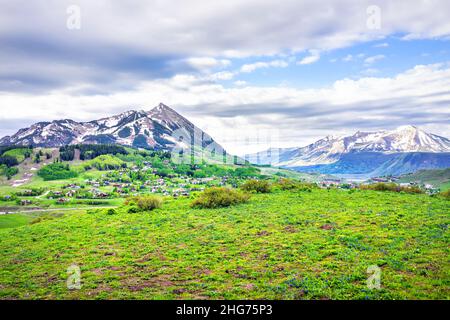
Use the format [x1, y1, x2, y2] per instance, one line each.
[247, 126, 450, 177]
[0, 103, 223, 153]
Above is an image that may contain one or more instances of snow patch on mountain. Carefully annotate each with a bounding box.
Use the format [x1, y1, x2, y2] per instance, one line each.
[0, 103, 224, 154]
[247, 125, 450, 167]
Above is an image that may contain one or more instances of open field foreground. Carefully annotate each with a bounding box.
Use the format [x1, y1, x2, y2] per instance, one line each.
[1, 189, 448, 300]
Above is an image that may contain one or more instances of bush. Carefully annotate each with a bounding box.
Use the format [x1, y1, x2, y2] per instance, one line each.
[360, 183, 423, 194]
[276, 178, 299, 190]
[127, 205, 141, 213]
[240, 179, 272, 193]
[439, 189, 450, 199]
[15, 188, 44, 196]
[106, 208, 117, 215]
[273, 178, 318, 192]
[38, 163, 78, 181]
[0, 165, 18, 179]
[191, 187, 250, 208]
[125, 195, 163, 212]
[0, 155, 19, 167]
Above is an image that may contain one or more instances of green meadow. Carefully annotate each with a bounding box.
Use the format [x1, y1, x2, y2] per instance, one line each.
[0, 188, 448, 300]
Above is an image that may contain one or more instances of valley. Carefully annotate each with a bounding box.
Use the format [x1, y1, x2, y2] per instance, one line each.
[0, 105, 449, 301]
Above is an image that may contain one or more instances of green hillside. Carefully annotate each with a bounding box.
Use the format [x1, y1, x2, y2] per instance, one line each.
[0, 189, 448, 300]
[398, 168, 450, 190]
[2, 148, 31, 163]
[0, 144, 448, 300]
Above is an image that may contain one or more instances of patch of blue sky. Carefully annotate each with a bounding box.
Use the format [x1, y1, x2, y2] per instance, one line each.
[218, 35, 450, 89]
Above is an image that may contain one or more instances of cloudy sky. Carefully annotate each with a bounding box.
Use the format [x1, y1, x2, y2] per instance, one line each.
[0, 0, 450, 155]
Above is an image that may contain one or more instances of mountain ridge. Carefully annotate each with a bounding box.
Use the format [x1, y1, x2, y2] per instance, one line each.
[246, 126, 450, 177]
[0, 103, 221, 153]
[247, 125, 450, 167]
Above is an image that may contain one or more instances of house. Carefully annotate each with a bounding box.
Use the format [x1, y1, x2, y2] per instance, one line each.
[322, 179, 341, 187]
[66, 190, 76, 197]
[399, 183, 411, 187]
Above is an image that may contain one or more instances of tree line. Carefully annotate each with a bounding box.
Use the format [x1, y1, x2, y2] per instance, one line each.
[59, 144, 129, 161]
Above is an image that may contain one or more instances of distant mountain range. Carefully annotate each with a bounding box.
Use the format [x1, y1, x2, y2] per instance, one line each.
[1, 105, 449, 178]
[0, 103, 224, 154]
[246, 126, 450, 177]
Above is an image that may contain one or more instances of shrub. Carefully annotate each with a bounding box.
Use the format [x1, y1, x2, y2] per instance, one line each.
[125, 195, 163, 212]
[0, 155, 18, 167]
[127, 205, 140, 213]
[15, 188, 44, 196]
[191, 187, 250, 208]
[1, 194, 17, 202]
[360, 183, 423, 194]
[276, 178, 299, 190]
[274, 178, 318, 192]
[106, 208, 117, 215]
[240, 179, 272, 193]
[0, 165, 18, 179]
[439, 189, 450, 199]
[38, 163, 78, 181]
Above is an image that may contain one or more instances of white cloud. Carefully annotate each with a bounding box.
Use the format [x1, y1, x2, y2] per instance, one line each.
[207, 71, 235, 81]
[1, 0, 450, 93]
[234, 80, 247, 86]
[364, 54, 385, 65]
[240, 60, 288, 73]
[343, 54, 353, 62]
[184, 57, 231, 71]
[361, 68, 379, 75]
[1, 63, 449, 155]
[1, 1, 450, 154]
[374, 42, 389, 48]
[343, 53, 366, 62]
[297, 50, 320, 65]
[1, 1, 449, 69]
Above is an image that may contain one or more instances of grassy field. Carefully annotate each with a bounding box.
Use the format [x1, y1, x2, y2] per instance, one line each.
[0, 188, 448, 300]
[0, 213, 35, 229]
[2, 148, 30, 163]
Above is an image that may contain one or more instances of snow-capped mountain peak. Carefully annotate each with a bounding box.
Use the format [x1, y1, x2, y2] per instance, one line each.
[359, 125, 449, 153]
[0, 104, 223, 153]
[247, 125, 450, 168]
